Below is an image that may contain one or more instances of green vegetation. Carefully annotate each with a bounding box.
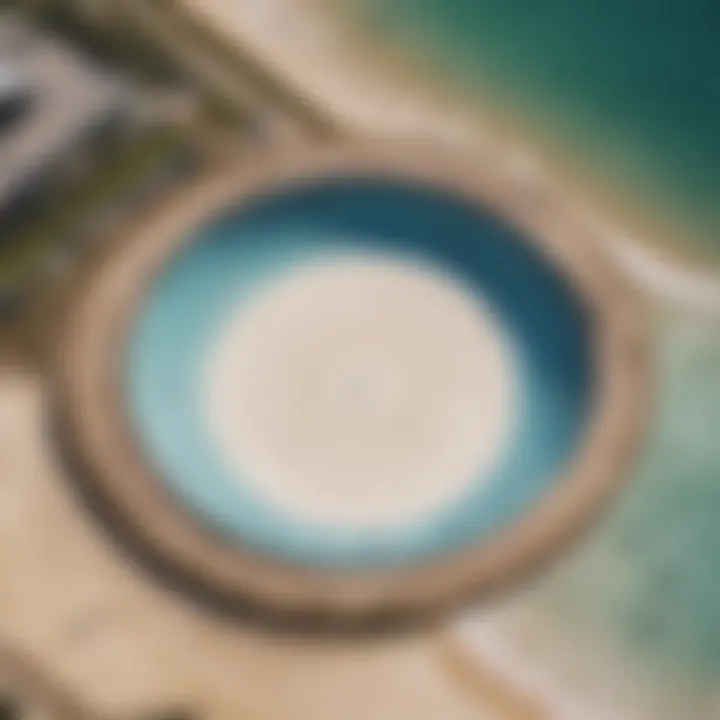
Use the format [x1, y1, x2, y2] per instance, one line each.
[0, 0, 269, 295]
[0, 696, 19, 720]
[32, 2, 260, 133]
[0, 130, 189, 286]
[14, 1, 181, 83]
[128, 0, 338, 138]
[0, 0, 336, 294]
[198, 90, 254, 133]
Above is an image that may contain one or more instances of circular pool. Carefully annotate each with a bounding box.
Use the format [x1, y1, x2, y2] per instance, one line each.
[54, 141, 646, 624]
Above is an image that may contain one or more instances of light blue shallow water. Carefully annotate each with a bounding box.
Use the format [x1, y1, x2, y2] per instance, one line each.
[126, 177, 593, 568]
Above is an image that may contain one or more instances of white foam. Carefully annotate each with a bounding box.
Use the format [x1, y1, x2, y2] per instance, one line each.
[203, 255, 517, 528]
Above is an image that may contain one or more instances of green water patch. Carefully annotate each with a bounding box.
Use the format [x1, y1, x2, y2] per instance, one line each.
[514, 308, 720, 710]
[351, 0, 720, 263]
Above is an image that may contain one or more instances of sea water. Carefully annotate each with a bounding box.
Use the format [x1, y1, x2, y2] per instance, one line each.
[351, 0, 720, 262]
[338, 1, 720, 713]
[458, 310, 720, 718]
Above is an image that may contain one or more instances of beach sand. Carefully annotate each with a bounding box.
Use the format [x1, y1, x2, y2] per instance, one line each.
[0, 369, 545, 719]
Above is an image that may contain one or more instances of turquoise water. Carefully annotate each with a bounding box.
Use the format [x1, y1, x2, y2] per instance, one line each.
[125, 177, 592, 568]
[353, 0, 720, 260]
[504, 311, 720, 712]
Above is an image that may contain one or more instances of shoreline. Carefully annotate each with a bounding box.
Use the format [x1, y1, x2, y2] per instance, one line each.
[178, 0, 720, 310]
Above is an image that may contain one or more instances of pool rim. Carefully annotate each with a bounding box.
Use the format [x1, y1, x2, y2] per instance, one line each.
[52, 138, 649, 627]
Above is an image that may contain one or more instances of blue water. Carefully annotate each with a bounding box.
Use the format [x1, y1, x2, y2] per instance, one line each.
[126, 177, 593, 568]
[352, 0, 720, 260]
[509, 311, 720, 705]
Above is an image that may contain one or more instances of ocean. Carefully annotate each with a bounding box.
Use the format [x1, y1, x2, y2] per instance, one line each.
[350, 0, 720, 262]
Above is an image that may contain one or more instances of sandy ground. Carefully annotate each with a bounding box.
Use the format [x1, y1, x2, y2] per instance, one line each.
[205, 256, 515, 528]
[0, 369, 547, 718]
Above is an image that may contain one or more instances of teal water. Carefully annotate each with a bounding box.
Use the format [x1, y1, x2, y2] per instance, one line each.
[503, 310, 720, 713]
[126, 176, 592, 568]
[352, 0, 720, 261]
